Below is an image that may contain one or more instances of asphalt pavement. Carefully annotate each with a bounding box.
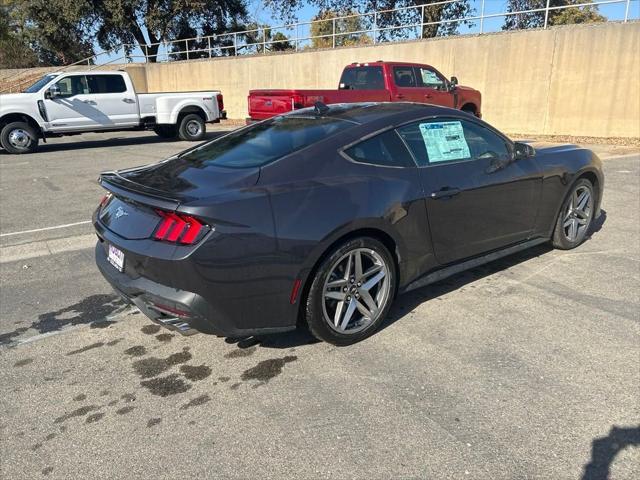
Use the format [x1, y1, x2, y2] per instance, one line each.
[0, 129, 638, 479]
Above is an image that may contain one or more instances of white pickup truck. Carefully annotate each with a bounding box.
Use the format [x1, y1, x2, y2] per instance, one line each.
[0, 70, 226, 154]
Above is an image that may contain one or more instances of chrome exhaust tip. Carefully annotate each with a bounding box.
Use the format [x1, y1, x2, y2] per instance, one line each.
[153, 317, 199, 336]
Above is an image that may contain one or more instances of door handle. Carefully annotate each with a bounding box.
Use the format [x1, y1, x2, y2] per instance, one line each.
[395, 93, 405, 99]
[430, 187, 461, 199]
[82, 100, 97, 105]
[425, 93, 433, 99]
[122, 98, 136, 104]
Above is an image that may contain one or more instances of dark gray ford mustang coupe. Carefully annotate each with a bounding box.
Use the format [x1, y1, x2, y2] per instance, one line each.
[94, 103, 603, 345]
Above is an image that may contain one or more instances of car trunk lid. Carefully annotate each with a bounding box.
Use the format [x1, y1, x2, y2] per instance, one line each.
[98, 156, 260, 240]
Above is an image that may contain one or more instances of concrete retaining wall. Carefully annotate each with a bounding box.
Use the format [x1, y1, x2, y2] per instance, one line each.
[139, 21, 639, 138]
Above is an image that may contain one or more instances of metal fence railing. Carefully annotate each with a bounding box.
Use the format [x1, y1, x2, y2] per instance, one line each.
[1, 0, 637, 93]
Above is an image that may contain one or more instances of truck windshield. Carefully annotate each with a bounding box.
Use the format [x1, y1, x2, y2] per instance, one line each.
[24, 74, 59, 93]
[179, 115, 351, 168]
[339, 66, 385, 90]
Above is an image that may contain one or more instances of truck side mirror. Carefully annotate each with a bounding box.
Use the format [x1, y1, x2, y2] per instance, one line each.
[339, 82, 349, 90]
[448, 76, 458, 91]
[46, 84, 61, 99]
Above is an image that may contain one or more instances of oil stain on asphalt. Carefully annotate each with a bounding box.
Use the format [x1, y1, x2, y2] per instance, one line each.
[224, 346, 257, 358]
[179, 364, 212, 381]
[241, 356, 297, 384]
[147, 418, 162, 427]
[54, 405, 99, 424]
[13, 358, 33, 367]
[141, 324, 161, 335]
[116, 406, 135, 415]
[140, 373, 192, 397]
[124, 345, 146, 357]
[86, 412, 105, 424]
[132, 348, 192, 379]
[180, 394, 211, 410]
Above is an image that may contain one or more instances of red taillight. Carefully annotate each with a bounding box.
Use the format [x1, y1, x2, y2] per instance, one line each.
[99, 192, 113, 209]
[216, 93, 224, 113]
[154, 210, 206, 245]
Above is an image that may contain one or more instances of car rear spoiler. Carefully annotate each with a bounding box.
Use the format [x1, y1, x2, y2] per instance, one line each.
[99, 171, 187, 211]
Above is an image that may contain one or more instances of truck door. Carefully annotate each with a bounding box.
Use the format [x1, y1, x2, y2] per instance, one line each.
[44, 75, 97, 131]
[85, 74, 139, 127]
[391, 65, 423, 102]
[414, 66, 455, 108]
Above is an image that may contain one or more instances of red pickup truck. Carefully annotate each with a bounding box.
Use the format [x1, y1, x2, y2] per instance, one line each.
[248, 61, 481, 121]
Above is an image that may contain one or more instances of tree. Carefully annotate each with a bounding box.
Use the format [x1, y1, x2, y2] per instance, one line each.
[265, 1, 473, 40]
[503, 0, 606, 30]
[310, 10, 372, 48]
[88, 1, 250, 62]
[0, 0, 89, 68]
[270, 32, 294, 51]
[17, 1, 94, 65]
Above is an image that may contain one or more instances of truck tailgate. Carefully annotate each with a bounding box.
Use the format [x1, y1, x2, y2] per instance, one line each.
[248, 89, 391, 120]
[248, 91, 298, 119]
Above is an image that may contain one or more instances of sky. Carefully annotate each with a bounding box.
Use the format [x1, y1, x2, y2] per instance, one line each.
[100, 0, 639, 63]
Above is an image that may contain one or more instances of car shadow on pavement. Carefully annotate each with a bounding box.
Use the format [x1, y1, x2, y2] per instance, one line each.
[581, 425, 640, 480]
[0, 130, 228, 155]
[380, 243, 556, 334]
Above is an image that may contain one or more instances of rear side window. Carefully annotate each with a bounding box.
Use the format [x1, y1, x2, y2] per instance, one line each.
[393, 66, 417, 87]
[86, 75, 127, 94]
[397, 118, 510, 166]
[179, 116, 351, 168]
[344, 130, 415, 168]
[339, 66, 385, 90]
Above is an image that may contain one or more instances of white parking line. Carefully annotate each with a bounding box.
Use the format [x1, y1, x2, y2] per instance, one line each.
[0, 220, 92, 237]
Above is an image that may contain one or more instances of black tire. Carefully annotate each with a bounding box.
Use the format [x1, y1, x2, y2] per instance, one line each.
[552, 178, 595, 250]
[178, 114, 206, 141]
[0, 121, 39, 154]
[304, 237, 397, 346]
[461, 105, 477, 117]
[153, 125, 178, 139]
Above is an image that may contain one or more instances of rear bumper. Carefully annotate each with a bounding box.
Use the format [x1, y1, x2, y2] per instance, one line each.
[95, 241, 294, 337]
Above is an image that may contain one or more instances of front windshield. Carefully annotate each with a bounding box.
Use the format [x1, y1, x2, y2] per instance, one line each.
[179, 115, 353, 168]
[24, 74, 58, 93]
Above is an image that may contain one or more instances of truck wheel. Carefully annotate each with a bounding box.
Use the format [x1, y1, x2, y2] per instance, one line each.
[1, 122, 39, 154]
[153, 125, 177, 139]
[178, 114, 206, 141]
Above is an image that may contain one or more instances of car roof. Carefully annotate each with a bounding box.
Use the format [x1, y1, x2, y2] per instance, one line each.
[49, 71, 124, 76]
[287, 102, 462, 125]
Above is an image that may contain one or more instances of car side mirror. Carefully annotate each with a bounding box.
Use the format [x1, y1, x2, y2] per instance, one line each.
[339, 82, 350, 90]
[448, 76, 458, 91]
[513, 141, 535, 160]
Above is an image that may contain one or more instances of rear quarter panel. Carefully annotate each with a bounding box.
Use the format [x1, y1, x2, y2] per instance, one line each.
[139, 92, 219, 123]
[258, 131, 435, 300]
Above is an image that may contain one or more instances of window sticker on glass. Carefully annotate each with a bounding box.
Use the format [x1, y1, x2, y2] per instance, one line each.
[421, 70, 440, 85]
[419, 121, 471, 163]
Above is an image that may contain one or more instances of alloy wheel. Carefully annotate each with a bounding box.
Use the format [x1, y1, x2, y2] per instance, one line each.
[563, 184, 593, 242]
[322, 248, 391, 334]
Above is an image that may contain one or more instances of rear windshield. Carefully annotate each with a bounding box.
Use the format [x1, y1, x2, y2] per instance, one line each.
[339, 66, 385, 90]
[179, 116, 351, 168]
